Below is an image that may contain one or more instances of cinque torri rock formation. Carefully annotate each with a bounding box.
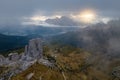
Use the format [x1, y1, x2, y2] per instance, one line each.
[22, 38, 43, 61]
[0, 38, 51, 80]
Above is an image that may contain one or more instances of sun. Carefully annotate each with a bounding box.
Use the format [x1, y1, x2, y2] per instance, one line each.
[78, 10, 96, 23]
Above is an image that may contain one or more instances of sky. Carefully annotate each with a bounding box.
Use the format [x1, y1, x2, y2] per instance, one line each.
[0, 0, 120, 26]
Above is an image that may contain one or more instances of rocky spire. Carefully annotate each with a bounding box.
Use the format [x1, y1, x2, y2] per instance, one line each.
[22, 38, 43, 60]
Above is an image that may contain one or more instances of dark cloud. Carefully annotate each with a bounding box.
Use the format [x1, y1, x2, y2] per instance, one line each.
[0, 0, 120, 25]
[45, 16, 80, 26]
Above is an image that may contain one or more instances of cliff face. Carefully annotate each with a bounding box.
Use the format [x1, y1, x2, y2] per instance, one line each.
[22, 38, 43, 61]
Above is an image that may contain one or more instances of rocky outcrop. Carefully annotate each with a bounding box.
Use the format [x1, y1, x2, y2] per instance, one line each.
[8, 53, 20, 61]
[19, 38, 43, 70]
[0, 55, 5, 66]
[0, 38, 43, 67]
[21, 38, 43, 61]
[0, 38, 43, 66]
[0, 38, 52, 80]
[0, 55, 5, 62]
[112, 66, 120, 79]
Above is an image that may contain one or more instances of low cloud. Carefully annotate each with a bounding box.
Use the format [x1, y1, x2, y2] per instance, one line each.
[21, 13, 113, 27]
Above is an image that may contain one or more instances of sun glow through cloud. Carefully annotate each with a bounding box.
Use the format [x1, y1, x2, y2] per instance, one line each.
[71, 9, 97, 24]
[79, 10, 96, 23]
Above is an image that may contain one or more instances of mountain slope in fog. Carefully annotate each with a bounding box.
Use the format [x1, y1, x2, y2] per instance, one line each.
[0, 25, 78, 36]
[50, 20, 120, 57]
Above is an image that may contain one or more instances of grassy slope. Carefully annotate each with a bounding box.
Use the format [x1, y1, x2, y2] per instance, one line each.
[10, 45, 117, 80]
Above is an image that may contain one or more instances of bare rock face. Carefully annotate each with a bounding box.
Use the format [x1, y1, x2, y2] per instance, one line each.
[22, 38, 43, 60]
[0, 55, 5, 62]
[0, 55, 5, 65]
[112, 66, 120, 79]
[8, 53, 20, 61]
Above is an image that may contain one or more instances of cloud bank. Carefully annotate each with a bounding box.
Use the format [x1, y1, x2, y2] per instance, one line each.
[0, 0, 120, 26]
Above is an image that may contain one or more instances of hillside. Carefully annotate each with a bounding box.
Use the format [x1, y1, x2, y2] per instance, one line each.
[10, 45, 120, 80]
[0, 38, 119, 80]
